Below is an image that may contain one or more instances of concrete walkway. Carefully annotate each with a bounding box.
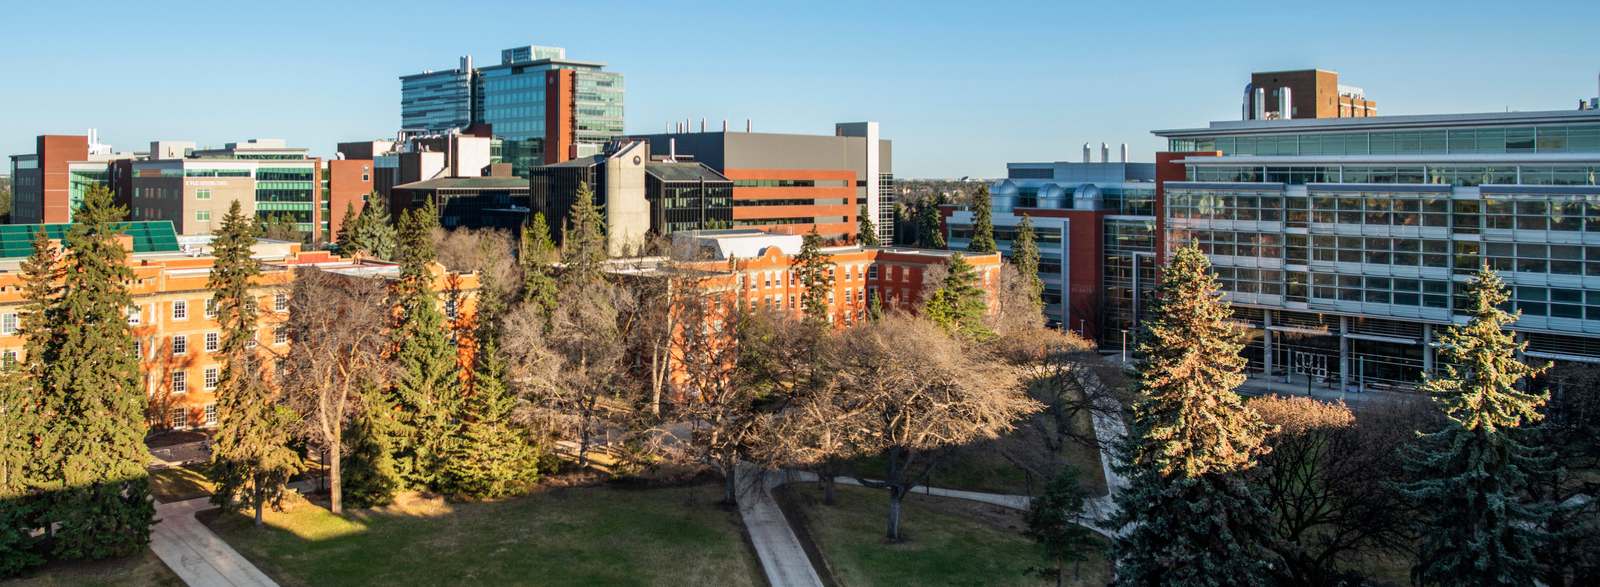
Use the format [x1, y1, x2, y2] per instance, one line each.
[149, 497, 279, 587]
[736, 466, 827, 587]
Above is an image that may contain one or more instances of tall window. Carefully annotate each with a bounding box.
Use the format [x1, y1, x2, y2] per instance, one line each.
[205, 297, 217, 318]
[205, 332, 219, 353]
[171, 407, 187, 429]
[172, 371, 188, 394]
[1, 350, 17, 368]
[204, 367, 219, 390]
[0, 313, 15, 335]
[204, 403, 217, 425]
[274, 293, 288, 313]
[173, 300, 188, 320]
[128, 305, 141, 325]
[274, 326, 288, 346]
[172, 335, 187, 355]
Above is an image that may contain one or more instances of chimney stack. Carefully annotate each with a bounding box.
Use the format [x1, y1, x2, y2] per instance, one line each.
[701, 118, 706, 132]
[1254, 88, 1266, 120]
[1082, 143, 1091, 163]
[1101, 143, 1109, 163]
[1120, 143, 1129, 163]
[723, 120, 728, 132]
[1279, 86, 1293, 120]
[747, 120, 752, 133]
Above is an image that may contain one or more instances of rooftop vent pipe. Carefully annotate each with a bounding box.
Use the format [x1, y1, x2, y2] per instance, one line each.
[1082, 143, 1091, 163]
[1101, 142, 1109, 163]
[1120, 143, 1129, 163]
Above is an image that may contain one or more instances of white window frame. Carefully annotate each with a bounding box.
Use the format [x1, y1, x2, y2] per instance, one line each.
[171, 335, 187, 356]
[195, 188, 211, 200]
[172, 370, 188, 394]
[0, 313, 15, 335]
[274, 326, 288, 346]
[204, 367, 219, 390]
[204, 332, 219, 353]
[274, 293, 288, 313]
[172, 300, 188, 320]
[204, 403, 217, 425]
[128, 305, 141, 325]
[205, 297, 217, 318]
[171, 407, 187, 429]
[196, 210, 211, 222]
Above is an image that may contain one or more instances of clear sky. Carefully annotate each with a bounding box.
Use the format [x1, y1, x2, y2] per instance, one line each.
[2, 0, 1597, 178]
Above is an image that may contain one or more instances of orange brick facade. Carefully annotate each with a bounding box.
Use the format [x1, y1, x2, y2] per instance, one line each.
[721, 169, 859, 241]
[327, 159, 375, 238]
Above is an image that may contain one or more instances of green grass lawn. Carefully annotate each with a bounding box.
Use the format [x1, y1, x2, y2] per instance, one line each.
[148, 464, 214, 503]
[204, 481, 763, 587]
[0, 551, 183, 587]
[781, 484, 1110, 587]
[850, 418, 1108, 498]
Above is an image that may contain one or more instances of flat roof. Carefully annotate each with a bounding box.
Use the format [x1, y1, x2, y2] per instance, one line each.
[1153, 108, 1600, 138]
[393, 176, 530, 191]
[0, 221, 180, 259]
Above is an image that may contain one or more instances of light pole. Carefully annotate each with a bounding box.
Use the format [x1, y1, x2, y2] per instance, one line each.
[1120, 328, 1129, 364]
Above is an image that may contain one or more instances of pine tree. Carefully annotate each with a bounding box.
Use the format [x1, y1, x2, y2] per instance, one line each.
[867, 287, 884, 321]
[1106, 244, 1274, 587]
[352, 193, 397, 260]
[561, 182, 608, 287]
[334, 201, 361, 256]
[857, 204, 881, 246]
[917, 192, 947, 249]
[924, 252, 993, 342]
[1401, 268, 1552, 587]
[207, 201, 302, 527]
[45, 185, 155, 560]
[389, 202, 461, 490]
[341, 377, 401, 509]
[967, 184, 997, 254]
[1011, 214, 1044, 309]
[794, 227, 836, 324]
[1024, 466, 1098, 587]
[444, 334, 538, 499]
[520, 212, 560, 321]
[0, 364, 43, 578]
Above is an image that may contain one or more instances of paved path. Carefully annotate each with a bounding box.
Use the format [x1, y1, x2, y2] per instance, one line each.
[736, 466, 827, 587]
[150, 497, 279, 587]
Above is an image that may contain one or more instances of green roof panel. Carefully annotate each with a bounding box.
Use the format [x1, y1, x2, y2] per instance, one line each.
[0, 221, 181, 259]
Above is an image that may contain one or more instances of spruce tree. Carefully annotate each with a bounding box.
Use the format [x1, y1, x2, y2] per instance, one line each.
[924, 252, 993, 342]
[1401, 268, 1552, 587]
[857, 203, 881, 246]
[444, 333, 538, 499]
[341, 377, 401, 509]
[1106, 244, 1274, 587]
[520, 212, 560, 321]
[561, 182, 609, 287]
[794, 227, 836, 323]
[0, 365, 43, 578]
[389, 202, 461, 490]
[918, 192, 947, 249]
[207, 200, 302, 527]
[1024, 465, 1098, 587]
[45, 185, 155, 559]
[351, 193, 397, 260]
[1011, 214, 1044, 309]
[966, 184, 997, 254]
[334, 201, 361, 256]
[867, 287, 884, 322]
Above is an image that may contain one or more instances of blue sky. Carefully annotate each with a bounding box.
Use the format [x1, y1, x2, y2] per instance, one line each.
[2, 0, 1597, 178]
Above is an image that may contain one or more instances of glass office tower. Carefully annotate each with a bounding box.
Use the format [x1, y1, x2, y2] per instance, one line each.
[1155, 109, 1600, 388]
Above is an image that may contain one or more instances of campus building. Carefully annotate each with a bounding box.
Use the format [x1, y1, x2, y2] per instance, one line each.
[400, 44, 625, 172]
[0, 220, 479, 431]
[627, 122, 894, 243]
[8, 131, 129, 225]
[532, 139, 733, 255]
[1153, 97, 1600, 388]
[1243, 69, 1376, 121]
[945, 155, 1156, 338]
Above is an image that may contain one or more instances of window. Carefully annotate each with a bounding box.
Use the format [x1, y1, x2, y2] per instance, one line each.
[869, 265, 879, 279]
[172, 371, 188, 394]
[446, 299, 458, 320]
[172, 335, 187, 355]
[205, 298, 216, 318]
[205, 332, 219, 353]
[274, 293, 288, 313]
[362, 174, 371, 182]
[173, 300, 188, 320]
[171, 407, 187, 429]
[204, 367, 219, 390]
[128, 305, 141, 325]
[204, 403, 217, 425]
[274, 326, 288, 345]
[0, 313, 15, 335]
[196, 188, 210, 200]
[196, 210, 211, 222]
[1, 350, 16, 368]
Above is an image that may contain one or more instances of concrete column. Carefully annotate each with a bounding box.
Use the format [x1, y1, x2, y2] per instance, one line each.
[1262, 310, 1274, 379]
[1422, 324, 1434, 375]
[1339, 315, 1351, 393]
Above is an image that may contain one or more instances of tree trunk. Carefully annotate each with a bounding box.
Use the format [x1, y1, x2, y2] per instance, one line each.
[578, 394, 594, 468]
[252, 472, 265, 527]
[1056, 558, 1063, 587]
[886, 488, 903, 540]
[824, 476, 836, 505]
[330, 434, 343, 515]
[723, 467, 737, 506]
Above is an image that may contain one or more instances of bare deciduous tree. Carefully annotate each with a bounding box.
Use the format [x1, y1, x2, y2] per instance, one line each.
[283, 268, 391, 514]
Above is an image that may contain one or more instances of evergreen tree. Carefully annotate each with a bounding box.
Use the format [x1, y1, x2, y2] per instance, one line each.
[443, 333, 539, 499]
[340, 377, 401, 509]
[924, 252, 993, 342]
[258, 212, 304, 243]
[334, 201, 361, 256]
[520, 212, 560, 321]
[0, 365, 43, 578]
[1011, 214, 1044, 309]
[966, 184, 997, 254]
[1401, 268, 1552, 587]
[858, 204, 881, 246]
[1106, 244, 1274, 587]
[207, 200, 302, 527]
[867, 287, 884, 321]
[794, 227, 836, 323]
[1024, 466, 1098, 587]
[45, 185, 155, 559]
[561, 182, 608, 287]
[389, 202, 461, 490]
[351, 193, 397, 260]
[917, 192, 947, 249]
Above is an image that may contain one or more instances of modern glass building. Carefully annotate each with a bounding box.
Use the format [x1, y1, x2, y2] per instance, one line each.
[1154, 108, 1600, 387]
[399, 45, 625, 174]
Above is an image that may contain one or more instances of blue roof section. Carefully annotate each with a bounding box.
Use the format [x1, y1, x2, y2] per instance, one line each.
[0, 221, 181, 259]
